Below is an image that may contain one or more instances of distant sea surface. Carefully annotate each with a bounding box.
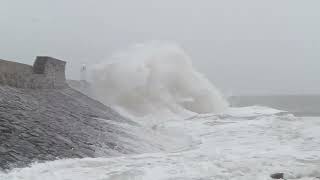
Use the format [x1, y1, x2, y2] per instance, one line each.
[230, 95, 320, 116]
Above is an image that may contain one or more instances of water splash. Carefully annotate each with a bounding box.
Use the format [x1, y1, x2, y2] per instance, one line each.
[91, 42, 228, 118]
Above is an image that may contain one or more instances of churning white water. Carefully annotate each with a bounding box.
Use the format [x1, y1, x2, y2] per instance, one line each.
[1, 43, 320, 180]
[91, 42, 228, 119]
[1, 108, 320, 180]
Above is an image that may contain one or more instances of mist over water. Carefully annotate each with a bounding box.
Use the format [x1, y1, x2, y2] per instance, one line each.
[91, 42, 228, 118]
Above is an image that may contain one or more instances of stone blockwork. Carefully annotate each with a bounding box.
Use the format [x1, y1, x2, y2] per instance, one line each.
[0, 56, 67, 89]
[0, 85, 138, 170]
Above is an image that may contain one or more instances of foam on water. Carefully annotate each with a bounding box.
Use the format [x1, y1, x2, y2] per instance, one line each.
[91, 42, 228, 119]
[1, 107, 320, 180]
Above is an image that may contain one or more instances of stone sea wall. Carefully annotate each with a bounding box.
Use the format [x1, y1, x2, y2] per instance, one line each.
[0, 56, 67, 89]
[0, 57, 147, 170]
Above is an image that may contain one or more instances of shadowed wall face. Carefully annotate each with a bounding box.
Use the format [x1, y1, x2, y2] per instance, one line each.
[0, 57, 67, 89]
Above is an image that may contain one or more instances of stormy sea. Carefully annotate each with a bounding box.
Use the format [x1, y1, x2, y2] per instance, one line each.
[1, 43, 319, 180]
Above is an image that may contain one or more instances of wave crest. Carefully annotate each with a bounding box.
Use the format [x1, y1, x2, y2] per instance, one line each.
[91, 42, 228, 117]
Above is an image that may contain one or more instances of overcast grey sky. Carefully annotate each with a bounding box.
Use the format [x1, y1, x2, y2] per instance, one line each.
[1, 0, 319, 95]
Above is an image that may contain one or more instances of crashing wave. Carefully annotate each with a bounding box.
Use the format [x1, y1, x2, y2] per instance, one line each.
[91, 42, 228, 118]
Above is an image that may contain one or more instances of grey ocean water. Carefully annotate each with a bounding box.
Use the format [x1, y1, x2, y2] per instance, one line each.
[231, 95, 320, 116]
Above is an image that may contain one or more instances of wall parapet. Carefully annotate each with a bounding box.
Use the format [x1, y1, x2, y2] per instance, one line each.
[0, 56, 67, 89]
